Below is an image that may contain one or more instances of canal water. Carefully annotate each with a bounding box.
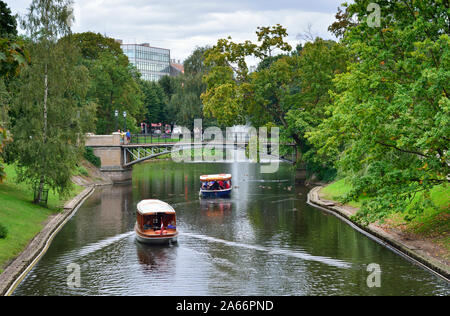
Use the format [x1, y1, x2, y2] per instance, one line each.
[13, 160, 450, 295]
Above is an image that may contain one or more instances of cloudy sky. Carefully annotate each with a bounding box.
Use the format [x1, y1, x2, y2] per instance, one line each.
[5, 0, 345, 62]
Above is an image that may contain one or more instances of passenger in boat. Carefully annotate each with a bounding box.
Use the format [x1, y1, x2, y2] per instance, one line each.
[168, 220, 176, 229]
[218, 180, 224, 189]
[143, 218, 152, 230]
[211, 181, 220, 191]
[225, 180, 231, 189]
[201, 182, 207, 190]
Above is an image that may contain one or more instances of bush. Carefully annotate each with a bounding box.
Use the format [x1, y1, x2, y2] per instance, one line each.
[77, 165, 89, 177]
[0, 223, 8, 239]
[84, 147, 101, 168]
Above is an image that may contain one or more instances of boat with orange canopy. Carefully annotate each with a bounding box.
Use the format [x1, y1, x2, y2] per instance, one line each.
[199, 174, 232, 198]
[134, 200, 178, 244]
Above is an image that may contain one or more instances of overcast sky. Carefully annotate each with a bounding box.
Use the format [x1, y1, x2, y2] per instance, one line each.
[5, 0, 345, 63]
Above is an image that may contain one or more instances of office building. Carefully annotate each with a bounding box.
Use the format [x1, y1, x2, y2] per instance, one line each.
[120, 41, 171, 81]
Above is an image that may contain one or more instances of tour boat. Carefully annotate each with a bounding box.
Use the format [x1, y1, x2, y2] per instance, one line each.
[134, 199, 178, 245]
[199, 174, 232, 198]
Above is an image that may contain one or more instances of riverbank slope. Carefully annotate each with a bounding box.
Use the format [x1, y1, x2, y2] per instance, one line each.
[0, 161, 111, 295]
[308, 180, 449, 279]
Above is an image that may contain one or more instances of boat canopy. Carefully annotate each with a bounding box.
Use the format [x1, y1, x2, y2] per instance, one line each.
[200, 174, 232, 182]
[137, 199, 176, 215]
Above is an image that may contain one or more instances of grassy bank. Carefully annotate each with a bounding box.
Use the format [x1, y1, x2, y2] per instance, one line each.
[0, 164, 83, 274]
[321, 179, 450, 255]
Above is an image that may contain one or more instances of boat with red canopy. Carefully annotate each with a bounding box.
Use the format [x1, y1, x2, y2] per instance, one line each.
[134, 200, 178, 244]
[199, 174, 232, 198]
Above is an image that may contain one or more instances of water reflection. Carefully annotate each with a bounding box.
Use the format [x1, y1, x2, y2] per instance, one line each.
[200, 200, 232, 218]
[136, 241, 178, 274]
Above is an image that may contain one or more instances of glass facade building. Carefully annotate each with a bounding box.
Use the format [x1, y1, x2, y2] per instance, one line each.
[121, 43, 171, 81]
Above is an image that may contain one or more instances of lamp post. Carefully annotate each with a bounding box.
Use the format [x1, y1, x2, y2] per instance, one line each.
[123, 111, 127, 132]
[114, 110, 118, 132]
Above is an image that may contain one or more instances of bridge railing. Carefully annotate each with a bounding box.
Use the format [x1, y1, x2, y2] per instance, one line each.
[129, 133, 178, 144]
[128, 132, 257, 145]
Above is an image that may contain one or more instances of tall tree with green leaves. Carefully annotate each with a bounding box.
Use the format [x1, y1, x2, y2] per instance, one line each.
[202, 26, 348, 170]
[86, 51, 144, 134]
[0, 0, 29, 182]
[10, 0, 92, 202]
[67, 32, 123, 60]
[166, 47, 216, 130]
[308, 0, 450, 223]
[68, 32, 145, 134]
[140, 79, 167, 124]
[0, 0, 17, 38]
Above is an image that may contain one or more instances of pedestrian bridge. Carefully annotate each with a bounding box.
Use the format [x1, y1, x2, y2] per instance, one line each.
[85, 133, 297, 183]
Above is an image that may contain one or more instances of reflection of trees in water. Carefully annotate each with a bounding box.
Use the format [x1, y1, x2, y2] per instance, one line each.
[66, 185, 134, 245]
[200, 200, 232, 220]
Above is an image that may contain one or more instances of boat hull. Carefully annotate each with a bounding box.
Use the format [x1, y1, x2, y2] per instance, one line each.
[200, 188, 232, 198]
[135, 226, 178, 245]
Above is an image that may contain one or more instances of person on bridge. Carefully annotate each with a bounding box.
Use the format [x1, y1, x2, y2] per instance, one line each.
[126, 130, 131, 143]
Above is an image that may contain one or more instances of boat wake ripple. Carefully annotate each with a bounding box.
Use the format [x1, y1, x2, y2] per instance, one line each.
[58, 231, 135, 263]
[182, 232, 351, 269]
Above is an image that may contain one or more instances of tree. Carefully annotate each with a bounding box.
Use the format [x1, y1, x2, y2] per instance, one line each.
[0, 1, 29, 80]
[66, 32, 123, 60]
[140, 79, 166, 124]
[166, 47, 216, 130]
[201, 25, 293, 129]
[0, 0, 17, 38]
[202, 27, 348, 169]
[0, 1, 29, 182]
[10, 0, 92, 202]
[69, 32, 145, 134]
[86, 51, 144, 134]
[308, 0, 450, 223]
[158, 74, 176, 100]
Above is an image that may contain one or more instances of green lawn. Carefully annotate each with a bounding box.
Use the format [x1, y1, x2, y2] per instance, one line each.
[321, 178, 449, 212]
[0, 164, 83, 274]
[320, 178, 367, 208]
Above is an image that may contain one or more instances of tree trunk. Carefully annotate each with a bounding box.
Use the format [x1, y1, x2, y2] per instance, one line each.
[291, 133, 303, 163]
[36, 63, 48, 204]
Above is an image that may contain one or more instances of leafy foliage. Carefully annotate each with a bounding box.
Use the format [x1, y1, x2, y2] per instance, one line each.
[166, 47, 216, 130]
[0, 124, 11, 181]
[0, 0, 17, 38]
[0, 2, 28, 183]
[308, 0, 450, 223]
[202, 27, 348, 178]
[9, 0, 92, 200]
[67, 32, 124, 60]
[140, 79, 167, 124]
[84, 147, 100, 168]
[0, 38, 30, 80]
[68, 32, 145, 134]
[85, 51, 144, 134]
